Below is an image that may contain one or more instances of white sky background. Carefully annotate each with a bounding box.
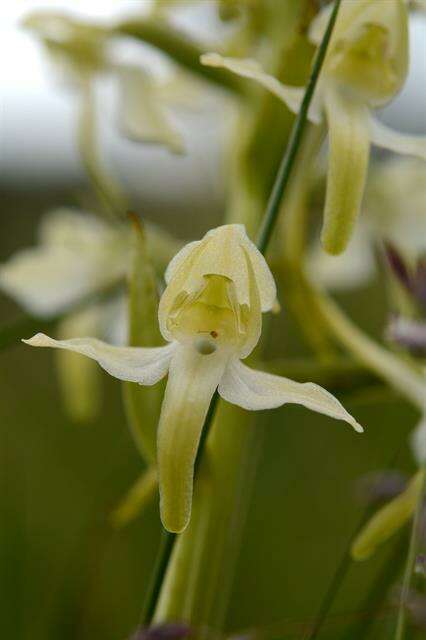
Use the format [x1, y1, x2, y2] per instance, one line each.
[0, 1, 425, 209]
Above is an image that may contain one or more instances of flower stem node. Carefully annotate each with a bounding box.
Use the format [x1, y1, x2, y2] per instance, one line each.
[24, 224, 362, 534]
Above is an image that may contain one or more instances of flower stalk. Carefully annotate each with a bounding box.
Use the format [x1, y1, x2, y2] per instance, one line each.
[77, 78, 129, 221]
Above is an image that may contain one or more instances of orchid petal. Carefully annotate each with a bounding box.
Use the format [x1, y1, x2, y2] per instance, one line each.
[308, 3, 334, 45]
[164, 240, 201, 284]
[321, 85, 370, 255]
[218, 359, 363, 432]
[0, 209, 127, 317]
[157, 345, 228, 533]
[23, 334, 175, 385]
[238, 247, 261, 358]
[370, 116, 426, 160]
[117, 65, 184, 154]
[311, 1, 409, 106]
[159, 225, 276, 341]
[351, 470, 424, 560]
[200, 53, 323, 124]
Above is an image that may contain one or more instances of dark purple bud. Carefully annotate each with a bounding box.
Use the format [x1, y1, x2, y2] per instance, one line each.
[386, 316, 426, 356]
[130, 624, 192, 640]
[383, 242, 412, 291]
[355, 470, 408, 506]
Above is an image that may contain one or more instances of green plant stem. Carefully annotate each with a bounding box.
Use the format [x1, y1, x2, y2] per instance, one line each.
[308, 502, 387, 640]
[278, 125, 336, 360]
[114, 18, 245, 95]
[77, 77, 128, 221]
[308, 437, 408, 640]
[141, 529, 177, 626]
[395, 468, 426, 640]
[342, 534, 407, 640]
[256, 0, 341, 254]
[313, 291, 425, 410]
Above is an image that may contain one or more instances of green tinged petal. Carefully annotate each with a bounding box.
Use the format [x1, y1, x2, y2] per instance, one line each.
[117, 65, 184, 154]
[321, 85, 370, 255]
[351, 470, 425, 561]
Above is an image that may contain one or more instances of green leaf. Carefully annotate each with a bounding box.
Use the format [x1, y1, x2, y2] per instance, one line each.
[122, 215, 165, 463]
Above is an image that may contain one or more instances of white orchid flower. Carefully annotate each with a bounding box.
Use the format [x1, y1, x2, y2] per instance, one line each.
[201, 0, 426, 255]
[24, 224, 362, 533]
[23, 11, 185, 153]
[0, 208, 129, 319]
[0, 207, 178, 321]
[0, 208, 131, 421]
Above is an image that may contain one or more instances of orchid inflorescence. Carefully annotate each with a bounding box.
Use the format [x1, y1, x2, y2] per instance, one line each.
[1, 0, 425, 636]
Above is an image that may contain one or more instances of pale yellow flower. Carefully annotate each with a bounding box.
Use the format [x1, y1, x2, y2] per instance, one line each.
[201, 0, 426, 255]
[24, 224, 362, 533]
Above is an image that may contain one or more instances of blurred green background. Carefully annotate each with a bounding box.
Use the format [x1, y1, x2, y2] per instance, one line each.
[0, 187, 420, 640]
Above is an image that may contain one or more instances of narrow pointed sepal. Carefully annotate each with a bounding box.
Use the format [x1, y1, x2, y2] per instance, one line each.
[218, 359, 362, 432]
[200, 53, 322, 124]
[23, 334, 175, 384]
[370, 116, 426, 160]
[321, 85, 370, 255]
[351, 469, 425, 561]
[157, 346, 228, 533]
